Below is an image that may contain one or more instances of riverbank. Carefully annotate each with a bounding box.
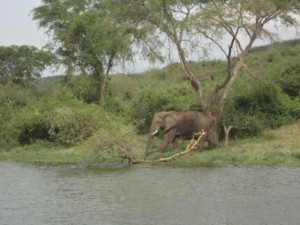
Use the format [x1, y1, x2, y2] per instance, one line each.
[167, 121, 300, 167]
[1, 121, 299, 167]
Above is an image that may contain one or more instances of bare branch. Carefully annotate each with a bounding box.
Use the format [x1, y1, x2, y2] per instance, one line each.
[202, 32, 228, 57]
[242, 63, 256, 78]
[124, 130, 206, 165]
[223, 123, 235, 147]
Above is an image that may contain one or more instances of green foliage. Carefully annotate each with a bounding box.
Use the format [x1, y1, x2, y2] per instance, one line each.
[212, 40, 300, 138]
[1, 40, 300, 165]
[62, 75, 100, 103]
[223, 79, 300, 137]
[0, 85, 133, 151]
[107, 72, 198, 133]
[167, 121, 300, 167]
[35, 75, 62, 96]
[42, 101, 101, 146]
[104, 40, 300, 137]
[33, 0, 133, 103]
[0, 45, 54, 86]
[33, 0, 102, 97]
[0, 82, 35, 110]
[278, 65, 300, 98]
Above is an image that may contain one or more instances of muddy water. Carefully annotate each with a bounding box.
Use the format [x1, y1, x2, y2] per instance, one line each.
[1, 162, 300, 225]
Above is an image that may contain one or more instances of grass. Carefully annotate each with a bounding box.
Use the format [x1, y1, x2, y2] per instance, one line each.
[0, 120, 146, 164]
[146, 120, 300, 167]
[1, 121, 300, 167]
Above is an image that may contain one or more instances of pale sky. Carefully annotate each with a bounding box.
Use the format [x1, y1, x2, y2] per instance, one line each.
[0, 1, 299, 75]
[0, 0, 48, 48]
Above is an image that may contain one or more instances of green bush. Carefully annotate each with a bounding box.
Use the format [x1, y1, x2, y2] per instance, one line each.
[63, 75, 100, 103]
[224, 82, 300, 137]
[2, 40, 300, 153]
[278, 65, 300, 98]
[0, 82, 36, 110]
[0, 83, 38, 148]
[1, 93, 105, 148]
[46, 104, 101, 145]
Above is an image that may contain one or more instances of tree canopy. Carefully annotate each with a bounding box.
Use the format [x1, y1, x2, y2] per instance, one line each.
[0, 45, 54, 86]
[33, 0, 133, 103]
[33, 0, 300, 120]
[106, 0, 299, 117]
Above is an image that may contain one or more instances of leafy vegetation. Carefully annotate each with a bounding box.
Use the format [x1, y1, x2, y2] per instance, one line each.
[278, 65, 300, 98]
[1, 0, 300, 166]
[33, 0, 133, 103]
[106, 0, 299, 134]
[1, 40, 300, 166]
[0, 45, 55, 86]
[106, 40, 300, 137]
[166, 121, 300, 167]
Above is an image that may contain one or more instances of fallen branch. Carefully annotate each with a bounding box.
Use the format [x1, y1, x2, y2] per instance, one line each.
[156, 130, 206, 162]
[124, 130, 206, 165]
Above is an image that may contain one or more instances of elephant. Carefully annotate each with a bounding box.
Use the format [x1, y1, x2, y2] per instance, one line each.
[144, 111, 218, 158]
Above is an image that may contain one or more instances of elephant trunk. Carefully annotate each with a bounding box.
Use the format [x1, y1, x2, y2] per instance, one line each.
[144, 129, 159, 159]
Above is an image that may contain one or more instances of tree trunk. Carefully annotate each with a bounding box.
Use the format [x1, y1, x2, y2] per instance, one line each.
[99, 56, 114, 104]
[215, 58, 244, 123]
[215, 33, 257, 124]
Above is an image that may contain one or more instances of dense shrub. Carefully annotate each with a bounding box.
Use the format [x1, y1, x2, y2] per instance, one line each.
[0, 83, 38, 148]
[46, 104, 101, 145]
[2, 40, 300, 151]
[0, 92, 116, 149]
[223, 82, 300, 137]
[0, 82, 36, 110]
[63, 75, 100, 103]
[278, 65, 300, 98]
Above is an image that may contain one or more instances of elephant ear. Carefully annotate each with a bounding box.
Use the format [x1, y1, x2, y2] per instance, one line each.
[164, 115, 177, 132]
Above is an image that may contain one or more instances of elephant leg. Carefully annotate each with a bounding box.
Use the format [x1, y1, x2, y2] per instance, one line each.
[172, 136, 179, 149]
[159, 129, 177, 153]
[197, 137, 207, 151]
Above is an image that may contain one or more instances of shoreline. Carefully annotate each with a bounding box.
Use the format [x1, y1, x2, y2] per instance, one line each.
[1, 121, 299, 167]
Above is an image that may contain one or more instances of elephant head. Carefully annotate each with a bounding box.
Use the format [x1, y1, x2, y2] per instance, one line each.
[144, 111, 176, 159]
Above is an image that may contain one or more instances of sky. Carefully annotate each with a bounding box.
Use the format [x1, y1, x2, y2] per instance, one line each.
[0, 0, 299, 75]
[0, 0, 48, 48]
[0, 0, 153, 74]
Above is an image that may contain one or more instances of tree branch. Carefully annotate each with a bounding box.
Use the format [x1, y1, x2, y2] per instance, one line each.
[223, 123, 235, 147]
[124, 130, 206, 165]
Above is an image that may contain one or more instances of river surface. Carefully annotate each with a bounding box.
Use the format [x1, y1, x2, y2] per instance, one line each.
[1, 162, 300, 225]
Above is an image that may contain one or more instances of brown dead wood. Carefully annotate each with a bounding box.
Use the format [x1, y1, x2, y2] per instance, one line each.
[223, 123, 235, 147]
[124, 130, 206, 165]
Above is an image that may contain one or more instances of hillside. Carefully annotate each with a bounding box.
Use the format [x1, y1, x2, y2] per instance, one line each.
[108, 39, 300, 134]
[1, 39, 300, 166]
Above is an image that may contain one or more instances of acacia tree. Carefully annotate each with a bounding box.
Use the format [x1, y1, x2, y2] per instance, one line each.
[196, 0, 300, 123]
[109, 0, 299, 124]
[33, 0, 132, 103]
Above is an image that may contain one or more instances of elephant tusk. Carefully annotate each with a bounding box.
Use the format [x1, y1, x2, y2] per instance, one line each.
[151, 129, 159, 136]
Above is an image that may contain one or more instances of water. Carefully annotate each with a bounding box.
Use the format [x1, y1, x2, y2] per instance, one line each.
[1, 162, 300, 225]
